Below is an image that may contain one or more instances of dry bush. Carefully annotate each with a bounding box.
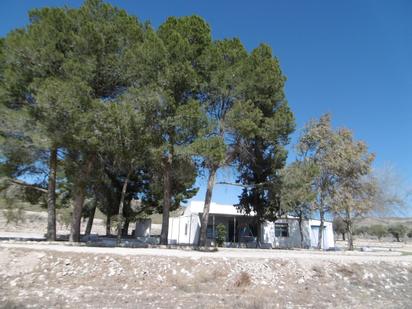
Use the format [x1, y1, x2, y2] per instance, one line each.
[336, 265, 355, 277]
[195, 267, 227, 284]
[166, 266, 228, 293]
[311, 265, 325, 278]
[234, 271, 252, 287]
[236, 299, 266, 309]
[234, 288, 273, 309]
[167, 271, 192, 292]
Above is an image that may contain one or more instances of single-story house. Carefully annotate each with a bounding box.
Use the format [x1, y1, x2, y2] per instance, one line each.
[168, 201, 335, 249]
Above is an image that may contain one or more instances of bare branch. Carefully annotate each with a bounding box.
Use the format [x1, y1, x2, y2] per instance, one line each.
[9, 179, 48, 193]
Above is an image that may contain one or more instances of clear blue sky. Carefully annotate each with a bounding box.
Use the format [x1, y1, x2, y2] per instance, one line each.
[1, 0, 411, 211]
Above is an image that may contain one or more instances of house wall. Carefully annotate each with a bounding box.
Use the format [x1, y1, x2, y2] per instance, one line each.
[167, 213, 335, 249]
[308, 219, 334, 249]
[168, 214, 200, 245]
[262, 219, 311, 248]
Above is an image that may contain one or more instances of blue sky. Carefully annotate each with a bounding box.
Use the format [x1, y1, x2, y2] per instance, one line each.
[1, 0, 411, 211]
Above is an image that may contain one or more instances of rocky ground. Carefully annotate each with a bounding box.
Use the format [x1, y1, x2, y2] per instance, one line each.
[1, 210, 412, 308]
[0, 242, 411, 309]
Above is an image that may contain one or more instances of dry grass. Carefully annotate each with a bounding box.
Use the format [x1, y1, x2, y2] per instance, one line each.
[311, 265, 325, 278]
[234, 271, 252, 288]
[166, 266, 228, 292]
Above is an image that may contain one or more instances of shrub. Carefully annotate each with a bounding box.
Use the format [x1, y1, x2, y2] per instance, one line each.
[353, 225, 369, 236]
[57, 208, 72, 229]
[408, 230, 412, 238]
[333, 217, 347, 240]
[216, 224, 226, 247]
[234, 271, 251, 287]
[368, 224, 388, 240]
[388, 224, 408, 242]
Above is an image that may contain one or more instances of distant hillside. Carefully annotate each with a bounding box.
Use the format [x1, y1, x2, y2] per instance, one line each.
[354, 217, 412, 229]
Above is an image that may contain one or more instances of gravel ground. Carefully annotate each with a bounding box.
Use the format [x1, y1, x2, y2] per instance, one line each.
[0, 242, 411, 309]
[1, 211, 412, 308]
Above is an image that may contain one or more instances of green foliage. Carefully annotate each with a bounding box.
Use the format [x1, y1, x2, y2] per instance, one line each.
[3, 204, 25, 225]
[353, 225, 369, 236]
[280, 160, 317, 216]
[333, 217, 347, 236]
[235, 44, 295, 221]
[57, 207, 72, 229]
[388, 224, 408, 242]
[298, 114, 376, 250]
[0, 0, 299, 243]
[216, 224, 226, 247]
[368, 224, 388, 240]
[407, 230, 412, 238]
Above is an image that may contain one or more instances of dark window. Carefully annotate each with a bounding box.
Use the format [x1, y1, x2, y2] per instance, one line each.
[184, 223, 188, 235]
[206, 225, 215, 239]
[275, 223, 288, 237]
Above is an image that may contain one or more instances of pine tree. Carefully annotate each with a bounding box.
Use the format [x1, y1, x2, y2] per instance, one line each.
[234, 44, 295, 241]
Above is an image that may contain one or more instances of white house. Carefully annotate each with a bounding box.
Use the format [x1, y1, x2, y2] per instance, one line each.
[168, 201, 335, 249]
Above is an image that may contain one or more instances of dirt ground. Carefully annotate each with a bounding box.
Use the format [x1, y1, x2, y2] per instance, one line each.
[0, 242, 411, 309]
[1, 211, 412, 308]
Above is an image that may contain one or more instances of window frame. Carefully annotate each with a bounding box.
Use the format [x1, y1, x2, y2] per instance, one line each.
[275, 223, 289, 237]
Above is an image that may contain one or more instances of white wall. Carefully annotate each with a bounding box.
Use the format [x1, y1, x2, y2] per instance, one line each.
[167, 214, 334, 249]
[168, 214, 200, 245]
[308, 220, 334, 249]
[262, 219, 311, 248]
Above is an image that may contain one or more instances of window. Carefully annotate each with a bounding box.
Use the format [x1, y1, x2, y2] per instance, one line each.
[275, 223, 288, 237]
[206, 225, 215, 239]
[184, 223, 188, 235]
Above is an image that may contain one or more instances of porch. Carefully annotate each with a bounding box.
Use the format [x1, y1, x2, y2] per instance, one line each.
[201, 213, 259, 246]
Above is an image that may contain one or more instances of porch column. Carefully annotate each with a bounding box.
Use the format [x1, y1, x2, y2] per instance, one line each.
[212, 215, 215, 241]
[177, 217, 180, 245]
[234, 217, 236, 244]
[188, 214, 192, 245]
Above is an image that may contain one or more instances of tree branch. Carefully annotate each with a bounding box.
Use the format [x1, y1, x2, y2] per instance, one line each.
[216, 181, 269, 189]
[9, 179, 48, 193]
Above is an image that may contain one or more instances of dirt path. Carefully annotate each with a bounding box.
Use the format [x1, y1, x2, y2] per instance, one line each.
[1, 242, 412, 263]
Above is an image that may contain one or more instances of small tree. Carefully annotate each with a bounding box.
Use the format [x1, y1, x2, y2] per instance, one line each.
[216, 224, 226, 247]
[388, 224, 408, 242]
[407, 230, 412, 238]
[333, 217, 347, 240]
[280, 160, 317, 248]
[368, 224, 388, 240]
[353, 226, 369, 236]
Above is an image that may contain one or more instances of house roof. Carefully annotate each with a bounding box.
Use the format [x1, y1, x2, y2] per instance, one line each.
[184, 201, 333, 223]
[184, 201, 253, 216]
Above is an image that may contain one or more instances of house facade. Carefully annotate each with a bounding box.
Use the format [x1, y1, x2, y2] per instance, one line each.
[168, 201, 335, 249]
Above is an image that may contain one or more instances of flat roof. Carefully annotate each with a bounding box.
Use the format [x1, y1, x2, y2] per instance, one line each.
[185, 201, 253, 216]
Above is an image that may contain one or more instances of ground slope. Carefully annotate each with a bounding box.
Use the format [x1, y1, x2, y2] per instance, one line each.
[0, 243, 411, 309]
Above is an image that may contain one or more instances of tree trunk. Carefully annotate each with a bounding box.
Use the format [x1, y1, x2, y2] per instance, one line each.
[160, 154, 172, 245]
[298, 215, 304, 248]
[122, 217, 130, 237]
[69, 157, 94, 242]
[317, 208, 325, 250]
[106, 213, 111, 236]
[342, 233, 345, 241]
[46, 147, 57, 241]
[117, 173, 130, 245]
[199, 166, 218, 247]
[345, 208, 354, 250]
[85, 201, 96, 235]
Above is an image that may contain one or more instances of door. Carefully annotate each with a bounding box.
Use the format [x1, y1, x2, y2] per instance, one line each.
[310, 226, 328, 249]
[228, 221, 234, 242]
